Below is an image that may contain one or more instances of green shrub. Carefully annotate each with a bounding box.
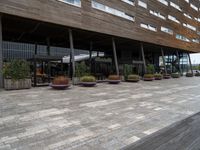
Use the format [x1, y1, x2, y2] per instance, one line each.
[75, 62, 89, 77]
[123, 64, 132, 80]
[80, 76, 96, 82]
[128, 74, 140, 80]
[154, 73, 163, 79]
[146, 64, 155, 74]
[171, 73, 180, 78]
[3, 60, 30, 80]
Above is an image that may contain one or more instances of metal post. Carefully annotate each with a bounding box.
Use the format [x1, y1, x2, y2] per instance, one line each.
[0, 15, 3, 88]
[89, 41, 92, 73]
[112, 37, 119, 75]
[188, 53, 193, 75]
[34, 43, 37, 55]
[176, 51, 182, 75]
[69, 29, 75, 84]
[161, 48, 167, 74]
[33, 57, 37, 87]
[141, 43, 146, 73]
[47, 37, 50, 56]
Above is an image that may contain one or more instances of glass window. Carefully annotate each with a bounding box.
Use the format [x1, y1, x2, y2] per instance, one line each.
[57, 0, 81, 7]
[91, 1, 135, 22]
[161, 26, 173, 35]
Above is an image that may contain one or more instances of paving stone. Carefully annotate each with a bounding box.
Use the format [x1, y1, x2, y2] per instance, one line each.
[0, 77, 200, 149]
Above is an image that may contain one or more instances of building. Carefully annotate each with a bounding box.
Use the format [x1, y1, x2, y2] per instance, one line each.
[0, 0, 200, 87]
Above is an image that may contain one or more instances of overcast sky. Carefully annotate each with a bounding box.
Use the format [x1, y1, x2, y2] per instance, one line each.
[190, 53, 200, 64]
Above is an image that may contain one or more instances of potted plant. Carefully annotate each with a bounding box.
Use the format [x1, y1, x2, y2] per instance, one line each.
[163, 73, 171, 79]
[154, 73, 163, 80]
[3, 60, 31, 90]
[127, 74, 140, 82]
[143, 64, 155, 81]
[143, 74, 155, 81]
[171, 72, 180, 78]
[195, 72, 200, 77]
[50, 76, 70, 90]
[80, 76, 96, 87]
[108, 75, 121, 84]
[186, 72, 193, 77]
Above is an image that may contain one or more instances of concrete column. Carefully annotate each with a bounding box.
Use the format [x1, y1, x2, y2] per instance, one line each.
[89, 41, 93, 73]
[112, 37, 119, 75]
[141, 43, 146, 73]
[188, 53, 193, 75]
[0, 15, 3, 88]
[69, 29, 75, 84]
[161, 48, 167, 74]
[176, 51, 182, 74]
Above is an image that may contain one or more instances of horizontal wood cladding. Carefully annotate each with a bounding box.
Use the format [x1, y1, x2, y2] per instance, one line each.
[0, 0, 199, 52]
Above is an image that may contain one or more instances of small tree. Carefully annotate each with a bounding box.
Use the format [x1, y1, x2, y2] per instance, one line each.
[75, 61, 89, 77]
[146, 64, 155, 74]
[3, 60, 30, 80]
[123, 64, 132, 80]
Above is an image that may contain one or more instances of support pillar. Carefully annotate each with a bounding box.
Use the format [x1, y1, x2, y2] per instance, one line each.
[69, 29, 75, 84]
[112, 37, 119, 75]
[176, 51, 182, 75]
[141, 43, 146, 73]
[89, 41, 93, 73]
[0, 15, 3, 88]
[188, 53, 193, 75]
[161, 48, 167, 74]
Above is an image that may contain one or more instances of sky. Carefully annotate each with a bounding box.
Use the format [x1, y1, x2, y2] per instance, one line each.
[190, 53, 200, 64]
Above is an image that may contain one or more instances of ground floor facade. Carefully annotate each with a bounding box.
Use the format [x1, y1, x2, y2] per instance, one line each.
[0, 14, 194, 88]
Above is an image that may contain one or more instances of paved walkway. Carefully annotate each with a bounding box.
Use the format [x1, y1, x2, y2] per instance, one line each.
[124, 112, 200, 150]
[0, 77, 200, 150]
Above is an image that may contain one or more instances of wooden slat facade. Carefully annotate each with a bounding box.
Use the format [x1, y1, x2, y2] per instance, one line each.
[0, 0, 199, 52]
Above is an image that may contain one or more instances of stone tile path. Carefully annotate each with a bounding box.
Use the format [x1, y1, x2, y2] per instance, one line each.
[0, 77, 200, 150]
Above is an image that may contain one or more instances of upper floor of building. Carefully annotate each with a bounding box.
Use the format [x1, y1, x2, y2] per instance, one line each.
[0, 0, 200, 52]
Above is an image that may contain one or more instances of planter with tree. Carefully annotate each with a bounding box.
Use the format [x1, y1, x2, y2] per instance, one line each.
[163, 74, 171, 79]
[3, 60, 31, 90]
[127, 74, 140, 82]
[171, 72, 180, 78]
[195, 72, 200, 77]
[108, 75, 121, 84]
[186, 72, 193, 77]
[154, 73, 163, 80]
[143, 64, 155, 81]
[50, 76, 70, 90]
[80, 76, 96, 87]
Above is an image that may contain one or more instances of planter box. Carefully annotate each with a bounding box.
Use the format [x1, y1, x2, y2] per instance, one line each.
[4, 79, 31, 90]
[81, 82, 97, 87]
[143, 78, 154, 81]
[108, 80, 121, 84]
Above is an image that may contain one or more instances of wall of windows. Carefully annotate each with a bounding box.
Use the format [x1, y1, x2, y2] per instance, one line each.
[91, 1, 134, 21]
